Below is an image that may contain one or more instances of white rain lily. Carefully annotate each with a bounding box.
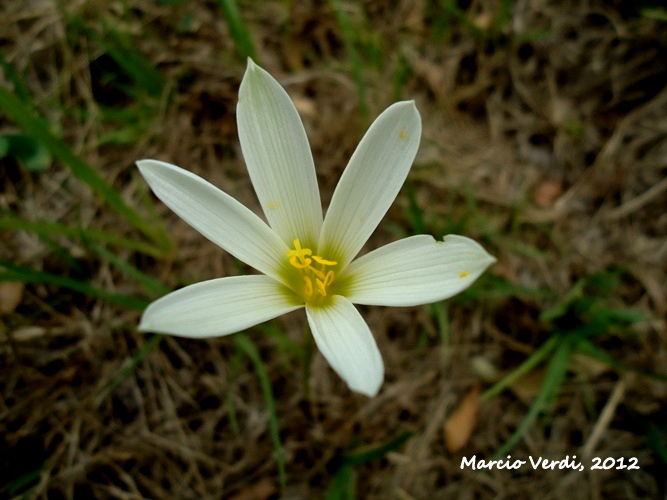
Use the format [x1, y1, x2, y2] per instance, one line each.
[137, 59, 495, 397]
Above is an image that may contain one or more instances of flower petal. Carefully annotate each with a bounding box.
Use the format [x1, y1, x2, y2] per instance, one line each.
[137, 159, 289, 283]
[305, 296, 384, 397]
[138, 275, 303, 338]
[341, 234, 496, 306]
[319, 101, 421, 267]
[237, 59, 322, 247]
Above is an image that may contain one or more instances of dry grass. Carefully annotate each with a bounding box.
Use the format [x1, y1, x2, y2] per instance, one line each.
[1, 0, 666, 498]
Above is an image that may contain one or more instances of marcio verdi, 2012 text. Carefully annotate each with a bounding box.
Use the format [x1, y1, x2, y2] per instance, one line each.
[460, 455, 640, 472]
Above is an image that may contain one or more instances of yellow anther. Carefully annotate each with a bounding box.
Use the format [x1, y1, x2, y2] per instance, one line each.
[399, 130, 410, 139]
[315, 279, 326, 296]
[312, 255, 337, 266]
[309, 266, 326, 280]
[288, 239, 309, 258]
[287, 240, 338, 302]
[287, 239, 312, 268]
[289, 255, 311, 269]
[315, 270, 335, 297]
[459, 271, 469, 278]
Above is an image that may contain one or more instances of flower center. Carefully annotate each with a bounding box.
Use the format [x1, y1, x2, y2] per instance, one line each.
[287, 239, 337, 303]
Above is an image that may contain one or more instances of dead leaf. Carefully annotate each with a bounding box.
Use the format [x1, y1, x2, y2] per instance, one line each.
[473, 12, 492, 30]
[229, 478, 277, 500]
[509, 368, 546, 402]
[470, 355, 501, 383]
[570, 353, 612, 379]
[292, 96, 317, 119]
[0, 282, 23, 314]
[532, 180, 564, 207]
[444, 385, 481, 453]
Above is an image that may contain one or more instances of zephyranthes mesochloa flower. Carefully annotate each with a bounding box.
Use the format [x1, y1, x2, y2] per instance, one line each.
[137, 59, 495, 397]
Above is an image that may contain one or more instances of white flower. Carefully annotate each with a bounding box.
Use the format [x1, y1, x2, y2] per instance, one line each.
[137, 59, 495, 397]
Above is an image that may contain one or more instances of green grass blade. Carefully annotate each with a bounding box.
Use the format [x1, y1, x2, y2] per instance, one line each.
[404, 181, 427, 234]
[431, 302, 450, 346]
[233, 334, 286, 488]
[0, 133, 51, 171]
[0, 215, 165, 257]
[0, 260, 148, 311]
[325, 432, 413, 499]
[61, 7, 165, 98]
[480, 335, 559, 402]
[0, 87, 169, 249]
[492, 340, 572, 457]
[577, 340, 667, 383]
[441, 0, 485, 39]
[7, 465, 43, 497]
[646, 423, 667, 464]
[539, 278, 585, 323]
[457, 274, 556, 303]
[95, 334, 163, 405]
[92, 243, 170, 297]
[495, 0, 515, 30]
[225, 348, 244, 436]
[217, 0, 258, 61]
[342, 432, 413, 466]
[256, 322, 305, 361]
[325, 464, 356, 500]
[330, 0, 368, 123]
[641, 7, 667, 22]
[0, 53, 31, 104]
[98, 21, 165, 98]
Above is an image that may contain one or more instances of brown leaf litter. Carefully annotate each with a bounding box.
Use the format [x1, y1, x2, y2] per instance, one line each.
[1, 0, 666, 498]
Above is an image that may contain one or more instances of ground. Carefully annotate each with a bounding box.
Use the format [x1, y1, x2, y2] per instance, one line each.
[1, 0, 666, 498]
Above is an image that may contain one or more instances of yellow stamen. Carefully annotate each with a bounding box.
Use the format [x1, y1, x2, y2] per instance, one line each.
[459, 271, 469, 278]
[290, 255, 311, 268]
[309, 266, 326, 281]
[315, 279, 326, 296]
[312, 255, 337, 266]
[287, 239, 313, 268]
[315, 270, 335, 297]
[304, 276, 313, 297]
[287, 239, 338, 302]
